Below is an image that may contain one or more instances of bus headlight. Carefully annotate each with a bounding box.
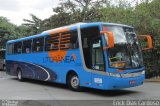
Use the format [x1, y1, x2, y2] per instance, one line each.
[107, 72, 121, 78]
[141, 70, 145, 75]
[106, 70, 145, 78]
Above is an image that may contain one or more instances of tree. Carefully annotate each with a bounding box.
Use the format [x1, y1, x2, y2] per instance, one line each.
[102, 0, 160, 37]
[0, 16, 17, 48]
[49, 0, 106, 26]
[21, 0, 160, 39]
[134, 0, 160, 36]
[23, 14, 43, 34]
[0, 16, 31, 48]
[0, 16, 16, 34]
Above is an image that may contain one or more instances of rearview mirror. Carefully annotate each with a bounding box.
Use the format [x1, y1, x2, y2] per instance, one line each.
[137, 35, 153, 50]
[100, 31, 114, 49]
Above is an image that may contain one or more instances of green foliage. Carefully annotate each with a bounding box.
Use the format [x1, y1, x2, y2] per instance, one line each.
[134, 0, 160, 36]
[0, 16, 16, 48]
[0, 16, 16, 34]
[23, 14, 43, 35]
[20, 0, 159, 38]
[21, 0, 159, 39]
[23, 0, 106, 32]
[0, 16, 31, 48]
[102, 0, 160, 37]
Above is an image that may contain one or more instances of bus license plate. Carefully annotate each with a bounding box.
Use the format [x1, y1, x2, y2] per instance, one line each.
[129, 80, 136, 85]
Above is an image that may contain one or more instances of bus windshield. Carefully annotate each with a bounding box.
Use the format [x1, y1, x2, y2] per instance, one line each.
[105, 25, 144, 69]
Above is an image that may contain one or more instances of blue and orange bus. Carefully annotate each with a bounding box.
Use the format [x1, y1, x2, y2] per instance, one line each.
[6, 22, 152, 91]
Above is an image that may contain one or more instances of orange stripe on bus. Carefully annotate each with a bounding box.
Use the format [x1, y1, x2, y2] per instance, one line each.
[48, 28, 70, 62]
[49, 28, 69, 35]
[48, 50, 68, 62]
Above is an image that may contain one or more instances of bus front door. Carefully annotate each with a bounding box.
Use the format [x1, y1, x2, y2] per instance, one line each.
[91, 37, 105, 89]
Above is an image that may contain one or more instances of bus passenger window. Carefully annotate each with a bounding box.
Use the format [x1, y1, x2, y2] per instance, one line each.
[33, 37, 44, 52]
[70, 31, 78, 49]
[7, 44, 14, 55]
[61, 31, 78, 50]
[22, 40, 32, 54]
[60, 32, 71, 50]
[14, 42, 22, 54]
[26, 48, 30, 53]
[45, 31, 78, 51]
[45, 34, 59, 51]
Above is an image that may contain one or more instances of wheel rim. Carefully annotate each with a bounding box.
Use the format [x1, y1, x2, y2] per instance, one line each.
[71, 76, 79, 89]
[18, 71, 22, 80]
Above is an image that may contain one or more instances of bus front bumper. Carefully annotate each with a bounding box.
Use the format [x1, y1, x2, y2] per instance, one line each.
[105, 72, 145, 90]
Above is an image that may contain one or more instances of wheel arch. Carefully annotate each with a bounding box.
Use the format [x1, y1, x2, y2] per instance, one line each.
[66, 70, 78, 84]
[16, 67, 21, 71]
[16, 67, 22, 75]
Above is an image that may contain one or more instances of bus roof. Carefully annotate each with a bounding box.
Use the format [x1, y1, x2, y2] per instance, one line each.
[7, 22, 133, 44]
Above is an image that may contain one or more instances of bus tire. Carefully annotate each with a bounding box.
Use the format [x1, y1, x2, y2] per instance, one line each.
[3, 65, 6, 71]
[67, 73, 82, 91]
[17, 69, 24, 81]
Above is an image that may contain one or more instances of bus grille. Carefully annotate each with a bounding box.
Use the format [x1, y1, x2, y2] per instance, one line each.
[121, 71, 144, 78]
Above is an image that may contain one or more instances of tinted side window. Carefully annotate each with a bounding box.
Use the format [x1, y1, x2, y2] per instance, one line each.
[7, 44, 14, 55]
[61, 31, 78, 50]
[45, 30, 78, 51]
[33, 37, 44, 52]
[22, 40, 32, 53]
[45, 34, 59, 51]
[14, 42, 22, 54]
[71, 31, 78, 49]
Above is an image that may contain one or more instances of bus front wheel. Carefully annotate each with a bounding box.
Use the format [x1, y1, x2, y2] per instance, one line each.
[67, 73, 82, 91]
[17, 69, 24, 81]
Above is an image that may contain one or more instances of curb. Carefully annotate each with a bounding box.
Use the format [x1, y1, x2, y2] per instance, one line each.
[145, 79, 160, 82]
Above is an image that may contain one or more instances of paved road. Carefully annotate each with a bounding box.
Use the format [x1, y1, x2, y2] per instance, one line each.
[0, 71, 160, 105]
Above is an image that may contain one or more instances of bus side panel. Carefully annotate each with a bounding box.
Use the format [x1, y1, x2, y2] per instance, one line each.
[6, 60, 32, 78]
[77, 69, 92, 88]
[43, 49, 92, 88]
[6, 53, 57, 81]
[6, 60, 17, 76]
[91, 73, 106, 89]
[62, 50, 92, 88]
[6, 49, 93, 88]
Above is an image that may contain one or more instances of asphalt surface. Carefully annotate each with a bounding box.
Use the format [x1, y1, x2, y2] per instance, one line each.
[0, 71, 160, 106]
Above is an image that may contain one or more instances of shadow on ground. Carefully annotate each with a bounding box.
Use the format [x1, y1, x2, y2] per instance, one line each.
[84, 88, 139, 97]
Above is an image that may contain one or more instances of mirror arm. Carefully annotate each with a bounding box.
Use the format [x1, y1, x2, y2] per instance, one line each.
[100, 31, 114, 49]
[138, 35, 153, 50]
